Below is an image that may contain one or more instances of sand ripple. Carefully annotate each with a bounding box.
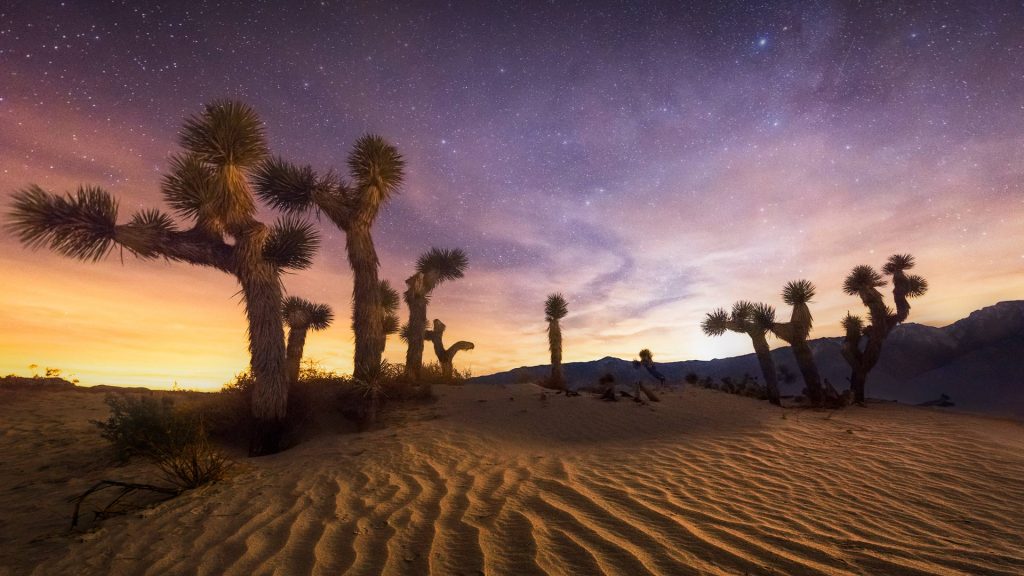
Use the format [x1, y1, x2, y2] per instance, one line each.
[9, 385, 1024, 576]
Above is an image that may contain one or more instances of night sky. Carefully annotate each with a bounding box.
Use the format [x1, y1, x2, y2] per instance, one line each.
[2, 1, 1022, 389]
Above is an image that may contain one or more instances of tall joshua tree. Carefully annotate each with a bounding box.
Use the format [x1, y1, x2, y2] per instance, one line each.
[254, 136, 404, 382]
[842, 254, 928, 404]
[282, 297, 334, 386]
[702, 301, 781, 406]
[544, 293, 569, 389]
[424, 319, 475, 380]
[404, 247, 468, 380]
[6, 101, 318, 455]
[770, 280, 824, 406]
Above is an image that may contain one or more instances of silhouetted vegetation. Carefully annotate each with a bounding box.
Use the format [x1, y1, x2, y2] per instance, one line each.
[544, 293, 569, 389]
[282, 297, 334, 387]
[217, 360, 437, 440]
[841, 254, 929, 404]
[403, 247, 468, 380]
[687, 373, 768, 401]
[254, 135, 405, 385]
[92, 394, 230, 487]
[702, 301, 781, 405]
[635, 348, 667, 385]
[424, 319, 475, 381]
[7, 100, 319, 456]
[771, 280, 825, 406]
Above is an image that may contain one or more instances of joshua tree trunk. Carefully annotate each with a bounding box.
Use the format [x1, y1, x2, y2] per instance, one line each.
[548, 320, 564, 389]
[232, 223, 290, 455]
[849, 366, 868, 404]
[790, 340, 823, 406]
[749, 333, 781, 406]
[238, 265, 289, 456]
[285, 325, 308, 386]
[424, 319, 474, 381]
[427, 326, 448, 376]
[347, 223, 384, 382]
[850, 328, 885, 404]
[403, 272, 429, 380]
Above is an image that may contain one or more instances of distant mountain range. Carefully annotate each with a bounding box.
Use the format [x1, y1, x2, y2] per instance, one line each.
[469, 301, 1024, 418]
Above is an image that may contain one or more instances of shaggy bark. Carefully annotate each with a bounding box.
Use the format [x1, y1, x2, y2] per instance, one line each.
[424, 319, 474, 380]
[403, 272, 430, 379]
[285, 325, 308, 386]
[749, 332, 781, 406]
[548, 320, 564, 389]
[347, 222, 384, 381]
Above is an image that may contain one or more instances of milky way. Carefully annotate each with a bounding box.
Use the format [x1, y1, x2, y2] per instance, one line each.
[1, 1, 1022, 388]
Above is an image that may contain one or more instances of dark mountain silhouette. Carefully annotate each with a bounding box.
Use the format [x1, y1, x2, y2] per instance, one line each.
[470, 301, 1024, 418]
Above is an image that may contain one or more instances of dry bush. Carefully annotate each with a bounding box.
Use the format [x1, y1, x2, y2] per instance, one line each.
[203, 360, 441, 444]
[152, 430, 230, 489]
[93, 393, 230, 489]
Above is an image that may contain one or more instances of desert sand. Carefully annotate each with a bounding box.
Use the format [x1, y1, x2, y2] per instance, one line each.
[2, 383, 1023, 576]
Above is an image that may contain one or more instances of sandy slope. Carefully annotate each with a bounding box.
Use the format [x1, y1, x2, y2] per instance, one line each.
[2, 384, 1023, 576]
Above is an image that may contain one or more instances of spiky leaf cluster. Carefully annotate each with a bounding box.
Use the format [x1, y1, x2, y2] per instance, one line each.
[180, 100, 268, 168]
[398, 323, 412, 343]
[843, 265, 885, 295]
[841, 313, 864, 336]
[545, 293, 569, 321]
[162, 153, 216, 221]
[282, 296, 334, 331]
[749, 302, 777, 330]
[701, 308, 730, 336]
[904, 275, 929, 297]
[417, 247, 469, 283]
[354, 280, 401, 336]
[348, 134, 405, 202]
[252, 156, 335, 214]
[262, 216, 320, 270]
[882, 253, 915, 275]
[7, 185, 118, 261]
[730, 300, 754, 322]
[782, 279, 816, 306]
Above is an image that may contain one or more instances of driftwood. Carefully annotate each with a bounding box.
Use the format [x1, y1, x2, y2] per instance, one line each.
[70, 480, 181, 529]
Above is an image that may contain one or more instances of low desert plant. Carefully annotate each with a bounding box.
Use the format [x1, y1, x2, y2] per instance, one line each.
[151, 430, 230, 489]
[94, 394, 194, 462]
[93, 394, 229, 489]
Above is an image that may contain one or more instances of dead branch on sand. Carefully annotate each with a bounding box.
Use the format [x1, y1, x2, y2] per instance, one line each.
[69, 480, 181, 529]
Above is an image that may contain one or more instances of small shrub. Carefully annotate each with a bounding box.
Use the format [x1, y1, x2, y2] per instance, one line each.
[152, 429, 230, 489]
[94, 394, 194, 462]
[93, 393, 229, 489]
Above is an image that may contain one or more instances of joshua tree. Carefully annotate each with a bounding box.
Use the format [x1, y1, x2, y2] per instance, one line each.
[636, 348, 667, 385]
[769, 280, 824, 406]
[423, 319, 475, 380]
[544, 293, 569, 389]
[282, 297, 334, 386]
[6, 101, 318, 455]
[373, 279, 402, 345]
[842, 254, 928, 404]
[403, 247, 468, 380]
[701, 301, 781, 406]
[253, 136, 405, 383]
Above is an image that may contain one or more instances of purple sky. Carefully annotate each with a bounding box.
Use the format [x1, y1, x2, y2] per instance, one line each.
[1, 1, 1022, 388]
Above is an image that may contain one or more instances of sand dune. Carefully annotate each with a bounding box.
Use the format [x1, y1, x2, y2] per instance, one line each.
[2, 384, 1023, 576]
